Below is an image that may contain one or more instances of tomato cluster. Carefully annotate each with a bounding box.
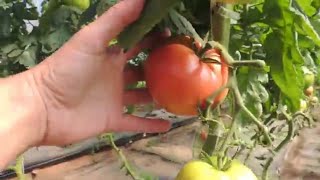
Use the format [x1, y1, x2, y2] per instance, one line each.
[299, 72, 319, 111]
[143, 36, 229, 115]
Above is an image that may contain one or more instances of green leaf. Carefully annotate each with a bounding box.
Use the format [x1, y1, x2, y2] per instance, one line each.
[294, 12, 320, 47]
[16, 46, 38, 68]
[96, 0, 118, 16]
[312, 0, 320, 9]
[310, 18, 320, 37]
[0, 10, 11, 39]
[168, 9, 202, 44]
[13, 2, 39, 20]
[78, 0, 100, 27]
[238, 67, 269, 123]
[295, 0, 317, 17]
[8, 49, 24, 58]
[0, 44, 19, 54]
[182, 0, 210, 26]
[241, 4, 263, 25]
[264, 32, 304, 111]
[262, 0, 309, 112]
[298, 35, 315, 49]
[40, 26, 72, 54]
[118, 0, 182, 49]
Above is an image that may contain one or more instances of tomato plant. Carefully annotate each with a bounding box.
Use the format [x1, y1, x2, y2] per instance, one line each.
[144, 39, 229, 115]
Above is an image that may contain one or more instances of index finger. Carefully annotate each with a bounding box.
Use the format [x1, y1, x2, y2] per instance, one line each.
[69, 0, 146, 53]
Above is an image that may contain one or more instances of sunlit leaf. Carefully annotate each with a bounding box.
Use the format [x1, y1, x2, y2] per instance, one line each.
[118, 0, 182, 49]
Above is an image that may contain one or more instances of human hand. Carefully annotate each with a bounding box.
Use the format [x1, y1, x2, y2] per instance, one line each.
[27, 0, 171, 146]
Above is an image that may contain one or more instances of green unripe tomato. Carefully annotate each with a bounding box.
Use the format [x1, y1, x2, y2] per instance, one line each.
[63, 0, 90, 10]
[304, 73, 315, 88]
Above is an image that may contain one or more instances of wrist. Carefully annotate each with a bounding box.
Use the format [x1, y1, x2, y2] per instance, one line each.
[0, 71, 47, 169]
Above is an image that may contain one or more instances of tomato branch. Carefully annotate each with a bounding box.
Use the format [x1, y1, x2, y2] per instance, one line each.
[292, 111, 314, 127]
[218, 106, 239, 157]
[262, 111, 294, 180]
[8, 155, 25, 180]
[230, 76, 273, 146]
[200, 83, 231, 156]
[107, 134, 140, 180]
[201, 125, 221, 157]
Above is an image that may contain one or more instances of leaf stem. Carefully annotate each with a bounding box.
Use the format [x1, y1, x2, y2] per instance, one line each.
[231, 60, 266, 68]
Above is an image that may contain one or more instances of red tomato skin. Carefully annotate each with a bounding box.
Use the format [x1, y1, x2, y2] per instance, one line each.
[144, 44, 229, 115]
[204, 49, 229, 108]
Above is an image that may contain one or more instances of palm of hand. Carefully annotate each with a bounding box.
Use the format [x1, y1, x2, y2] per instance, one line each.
[30, 0, 170, 146]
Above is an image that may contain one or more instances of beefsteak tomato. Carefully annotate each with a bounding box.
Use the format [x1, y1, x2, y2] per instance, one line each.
[144, 37, 229, 115]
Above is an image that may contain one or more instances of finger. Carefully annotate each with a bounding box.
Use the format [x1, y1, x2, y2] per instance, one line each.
[113, 115, 171, 133]
[123, 89, 152, 105]
[125, 28, 171, 60]
[124, 66, 144, 85]
[70, 0, 146, 53]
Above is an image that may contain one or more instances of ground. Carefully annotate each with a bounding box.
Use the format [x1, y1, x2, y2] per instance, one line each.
[5, 107, 320, 180]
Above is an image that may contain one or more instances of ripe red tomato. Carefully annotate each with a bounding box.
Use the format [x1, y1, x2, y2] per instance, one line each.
[143, 40, 229, 115]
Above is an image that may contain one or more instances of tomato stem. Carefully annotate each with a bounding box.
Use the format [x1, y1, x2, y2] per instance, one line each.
[217, 105, 239, 160]
[201, 110, 222, 157]
[201, 0, 238, 167]
[200, 81, 231, 157]
[107, 134, 140, 180]
[8, 155, 25, 180]
[292, 111, 314, 127]
[262, 111, 294, 180]
[231, 75, 273, 146]
[231, 60, 266, 68]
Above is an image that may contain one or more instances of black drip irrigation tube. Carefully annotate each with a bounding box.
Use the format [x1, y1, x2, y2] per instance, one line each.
[0, 118, 197, 179]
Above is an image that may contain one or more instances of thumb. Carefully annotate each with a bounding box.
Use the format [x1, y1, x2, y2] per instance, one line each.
[68, 0, 145, 53]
